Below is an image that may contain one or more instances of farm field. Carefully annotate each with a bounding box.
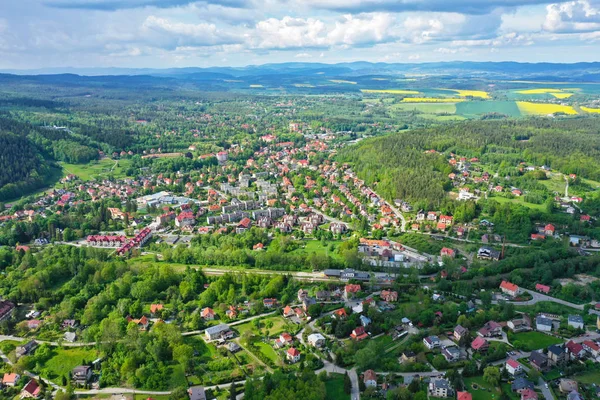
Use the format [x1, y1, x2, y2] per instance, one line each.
[510, 331, 563, 351]
[60, 158, 132, 181]
[516, 101, 578, 115]
[402, 98, 466, 103]
[455, 101, 522, 117]
[581, 106, 600, 113]
[390, 103, 457, 114]
[439, 89, 490, 99]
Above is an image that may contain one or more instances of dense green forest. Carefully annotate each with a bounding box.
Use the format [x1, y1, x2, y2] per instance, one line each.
[339, 119, 600, 207]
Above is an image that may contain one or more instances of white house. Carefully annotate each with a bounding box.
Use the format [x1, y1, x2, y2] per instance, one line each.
[423, 335, 441, 350]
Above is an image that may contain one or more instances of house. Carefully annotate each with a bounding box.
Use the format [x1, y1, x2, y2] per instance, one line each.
[333, 308, 348, 319]
[302, 297, 316, 312]
[507, 316, 531, 333]
[0, 300, 15, 322]
[453, 325, 468, 342]
[126, 315, 149, 331]
[16, 341, 38, 358]
[350, 326, 369, 341]
[544, 224, 555, 236]
[477, 247, 501, 261]
[429, 378, 452, 398]
[565, 341, 586, 359]
[478, 321, 502, 337]
[529, 351, 549, 372]
[442, 346, 461, 362]
[21, 379, 41, 399]
[471, 336, 489, 352]
[457, 392, 472, 400]
[380, 290, 398, 302]
[583, 340, 600, 358]
[201, 307, 215, 321]
[440, 215, 453, 225]
[64, 332, 77, 343]
[263, 298, 277, 308]
[278, 332, 293, 346]
[72, 366, 92, 385]
[150, 304, 164, 316]
[205, 324, 233, 341]
[423, 335, 441, 350]
[188, 386, 207, 400]
[344, 284, 361, 300]
[535, 283, 551, 294]
[440, 247, 456, 258]
[400, 351, 416, 363]
[568, 315, 584, 330]
[512, 377, 534, 394]
[500, 281, 519, 297]
[559, 379, 578, 394]
[225, 306, 237, 319]
[548, 345, 567, 366]
[307, 333, 326, 348]
[283, 305, 294, 318]
[2, 373, 20, 387]
[506, 359, 523, 376]
[363, 370, 377, 388]
[360, 315, 372, 327]
[535, 316, 553, 332]
[520, 388, 538, 400]
[227, 342, 241, 353]
[287, 347, 301, 363]
[567, 391, 584, 400]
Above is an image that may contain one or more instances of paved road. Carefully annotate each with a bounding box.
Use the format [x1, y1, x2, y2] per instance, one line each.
[513, 289, 586, 310]
[316, 360, 360, 400]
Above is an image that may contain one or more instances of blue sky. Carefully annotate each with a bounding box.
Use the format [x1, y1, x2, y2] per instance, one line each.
[1, 0, 599, 69]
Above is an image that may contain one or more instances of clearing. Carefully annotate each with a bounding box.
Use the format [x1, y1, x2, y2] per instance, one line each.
[510, 331, 563, 351]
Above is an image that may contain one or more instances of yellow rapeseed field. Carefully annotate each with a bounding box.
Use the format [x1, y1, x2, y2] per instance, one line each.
[361, 89, 420, 95]
[516, 88, 578, 99]
[517, 101, 578, 115]
[402, 98, 466, 103]
[438, 89, 490, 99]
[581, 106, 600, 114]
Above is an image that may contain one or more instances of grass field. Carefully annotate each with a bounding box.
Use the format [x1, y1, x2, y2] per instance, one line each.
[287, 239, 344, 261]
[517, 101, 578, 115]
[439, 89, 490, 99]
[235, 315, 290, 337]
[40, 347, 98, 380]
[463, 376, 501, 400]
[455, 100, 522, 117]
[516, 88, 576, 99]
[391, 103, 457, 113]
[581, 106, 600, 113]
[325, 373, 351, 400]
[60, 158, 132, 181]
[255, 342, 280, 364]
[488, 195, 546, 211]
[510, 331, 563, 351]
[573, 370, 600, 384]
[361, 89, 420, 95]
[402, 98, 466, 103]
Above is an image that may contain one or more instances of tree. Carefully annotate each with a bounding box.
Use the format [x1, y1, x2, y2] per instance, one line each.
[169, 387, 189, 400]
[343, 372, 352, 394]
[229, 382, 237, 400]
[483, 366, 501, 387]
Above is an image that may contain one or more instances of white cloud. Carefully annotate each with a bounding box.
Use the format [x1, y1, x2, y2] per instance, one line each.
[141, 16, 242, 48]
[543, 0, 600, 33]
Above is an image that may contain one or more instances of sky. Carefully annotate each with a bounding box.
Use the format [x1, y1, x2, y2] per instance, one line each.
[1, 0, 600, 69]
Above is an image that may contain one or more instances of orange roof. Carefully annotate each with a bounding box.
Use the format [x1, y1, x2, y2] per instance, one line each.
[500, 280, 518, 292]
[457, 392, 472, 400]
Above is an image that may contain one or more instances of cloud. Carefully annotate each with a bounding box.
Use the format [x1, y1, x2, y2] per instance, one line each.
[140, 16, 243, 49]
[449, 32, 535, 46]
[543, 0, 600, 33]
[302, 0, 562, 15]
[251, 13, 397, 50]
[44, 0, 248, 11]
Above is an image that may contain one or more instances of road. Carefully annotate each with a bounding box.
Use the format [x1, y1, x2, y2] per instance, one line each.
[316, 360, 360, 400]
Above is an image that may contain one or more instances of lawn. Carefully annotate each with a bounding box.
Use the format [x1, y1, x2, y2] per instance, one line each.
[235, 315, 291, 337]
[168, 363, 188, 389]
[510, 331, 563, 351]
[487, 195, 546, 211]
[325, 373, 350, 400]
[254, 342, 280, 364]
[573, 370, 600, 384]
[390, 102, 457, 114]
[287, 239, 344, 262]
[60, 158, 132, 181]
[463, 376, 502, 400]
[39, 347, 99, 380]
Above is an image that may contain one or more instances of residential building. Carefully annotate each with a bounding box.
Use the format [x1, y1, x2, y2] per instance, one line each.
[512, 377, 534, 394]
[565, 341, 586, 360]
[16, 341, 38, 359]
[380, 290, 398, 302]
[568, 315, 584, 330]
[201, 307, 215, 321]
[205, 324, 233, 341]
[500, 281, 519, 297]
[471, 336, 489, 352]
[344, 284, 361, 299]
[457, 392, 472, 400]
[21, 379, 41, 399]
[307, 333, 326, 348]
[350, 326, 369, 341]
[442, 346, 461, 363]
[287, 347, 301, 363]
[188, 386, 207, 400]
[559, 379, 578, 394]
[423, 335, 441, 350]
[0, 300, 15, 322]
[506, 359, 523, 376]
[478, 321, 502, 337]
[535, 283, 551, 294]
[520, 388, 538, 400]
[454, 325, 468, 342]
[2, 373, 20, 387]
[72, 366, 92, 385]
[536, 316, 553, 332]
[400, 351, 416, 363]
[363, 370, 377, 388]
[529, 351, 549, 372]
[507, 316, 531, 333]
[429, 378, 452, 398]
